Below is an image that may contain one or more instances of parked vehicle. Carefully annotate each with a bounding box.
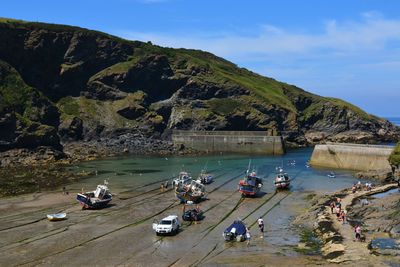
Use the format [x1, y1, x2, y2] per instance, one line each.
[152, 215, 181, 235]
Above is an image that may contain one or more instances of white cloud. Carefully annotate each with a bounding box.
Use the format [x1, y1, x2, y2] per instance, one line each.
[117, 12, 400, 60]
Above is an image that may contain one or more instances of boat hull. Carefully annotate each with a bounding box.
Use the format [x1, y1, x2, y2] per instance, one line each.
[274, 182, 290, 189]
[76, 194, 112, 209]
[174, 191, 203, 203]
[47, 213, 67, 221]
[238, 186, 260, 196]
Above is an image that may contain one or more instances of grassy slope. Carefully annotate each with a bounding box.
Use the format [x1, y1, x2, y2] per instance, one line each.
[0, 60, 34, 114]
[0, 18, 373, 123]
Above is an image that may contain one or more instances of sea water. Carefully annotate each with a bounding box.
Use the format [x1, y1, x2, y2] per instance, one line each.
[69, 147, 359, 195]
[387, 117, 400, 126]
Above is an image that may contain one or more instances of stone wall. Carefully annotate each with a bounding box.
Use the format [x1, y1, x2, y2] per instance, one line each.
[172, 130, 284, 155]
[310, 142, 394, 171]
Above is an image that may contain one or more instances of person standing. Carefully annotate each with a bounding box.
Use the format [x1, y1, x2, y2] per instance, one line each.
[257, 217, 264, 238]
[246, 228, 251, 246]
[355, 225, 362, 241]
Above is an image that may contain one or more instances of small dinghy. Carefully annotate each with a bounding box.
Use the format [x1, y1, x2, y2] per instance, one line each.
[223, 220, 247, 242]
[327, 172, 336, 178]
[47, 213, 67, 221]
[76, 180, 112, 209]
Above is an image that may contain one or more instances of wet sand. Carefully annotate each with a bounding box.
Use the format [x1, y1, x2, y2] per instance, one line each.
[0, 171, 324, 267]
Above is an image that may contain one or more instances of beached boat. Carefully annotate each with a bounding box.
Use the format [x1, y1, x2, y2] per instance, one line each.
[76, 181, 112, 209]
[172, 171, 192, 187]
[182, 204, 204, 221]
[238, 171, 263, 197]
[47, 213, 67, 221]
[174, 179, 205, 203]
[274, 172, 290, 189]
[327, 172, 336, 178]
[223, 220, 247, 242]
[196, 170, 213, 184]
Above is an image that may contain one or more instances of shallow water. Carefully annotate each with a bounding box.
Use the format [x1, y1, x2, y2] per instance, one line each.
[70, 147, 358, 194]
[371, 238, 400, 250]
[372, 188, 399, 199]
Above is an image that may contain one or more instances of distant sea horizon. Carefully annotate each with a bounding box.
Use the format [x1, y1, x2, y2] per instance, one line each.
[386, 117, 400, 126]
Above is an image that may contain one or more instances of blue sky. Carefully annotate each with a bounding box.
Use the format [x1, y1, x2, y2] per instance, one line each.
[2, 0, 400, 117]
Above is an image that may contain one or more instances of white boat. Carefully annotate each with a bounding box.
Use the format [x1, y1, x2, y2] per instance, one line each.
[327, 172, 336, 178]
[172, 172, 192, 187]
[47, 213, 67, 221]
[76, 181, 112, 209]
[274, 172, 290, 189]
[175, 179, 206, 203]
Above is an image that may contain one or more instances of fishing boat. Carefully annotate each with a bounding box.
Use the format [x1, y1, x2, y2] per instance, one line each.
[274, 172, 290, 189]
[47, 213, 67, 221]
[196, 170, 213, 184]
[223, 220, 247, 242]
[174, 179, 205, 203]
[76, 181, 112, 209]
[172, 171, 192, 187]
[238, 170, 263, 197]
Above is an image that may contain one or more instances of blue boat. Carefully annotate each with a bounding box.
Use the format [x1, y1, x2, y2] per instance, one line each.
[223, 220, 247, 242]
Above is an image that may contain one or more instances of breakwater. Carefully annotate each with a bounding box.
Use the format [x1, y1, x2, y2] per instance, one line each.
[171, 130, 284, 154]
[310, 142, 394, 171]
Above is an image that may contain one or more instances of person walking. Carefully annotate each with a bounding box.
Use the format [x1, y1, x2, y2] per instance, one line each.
[355, 225, 362, 241]
[340, 210, 346, 224]
[257, 217, 264, 238]
[330, 201, 335, 214]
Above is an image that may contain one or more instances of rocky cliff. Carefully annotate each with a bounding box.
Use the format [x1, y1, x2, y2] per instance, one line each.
[0, 18, 398, 160]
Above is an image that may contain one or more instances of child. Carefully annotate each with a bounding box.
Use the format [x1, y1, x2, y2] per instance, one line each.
[246, 228, 251, 246]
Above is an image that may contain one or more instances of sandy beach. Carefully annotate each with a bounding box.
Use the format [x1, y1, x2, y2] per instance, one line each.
[0, 162, 399, 267]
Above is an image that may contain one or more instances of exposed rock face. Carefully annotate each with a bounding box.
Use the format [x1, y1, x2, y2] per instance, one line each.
[0, 19, 399, 162]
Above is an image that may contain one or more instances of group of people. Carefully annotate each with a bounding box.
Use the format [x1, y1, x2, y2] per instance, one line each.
[329, 197, 364, 242]
[245, 217, 265, 246]
[330, 198, 346, 224]
[351, 181, 373, 193]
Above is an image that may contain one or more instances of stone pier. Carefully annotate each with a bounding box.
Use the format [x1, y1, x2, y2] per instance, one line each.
[310, 142, 394, 171]
[172, 130, 284, 154]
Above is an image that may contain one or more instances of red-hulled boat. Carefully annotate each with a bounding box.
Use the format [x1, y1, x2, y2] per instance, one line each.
[238, 171, 263, 197]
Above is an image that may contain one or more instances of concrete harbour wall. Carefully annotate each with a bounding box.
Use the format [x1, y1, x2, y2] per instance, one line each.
[310, 142, 394, 171]
[172, 130, 284, 155]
